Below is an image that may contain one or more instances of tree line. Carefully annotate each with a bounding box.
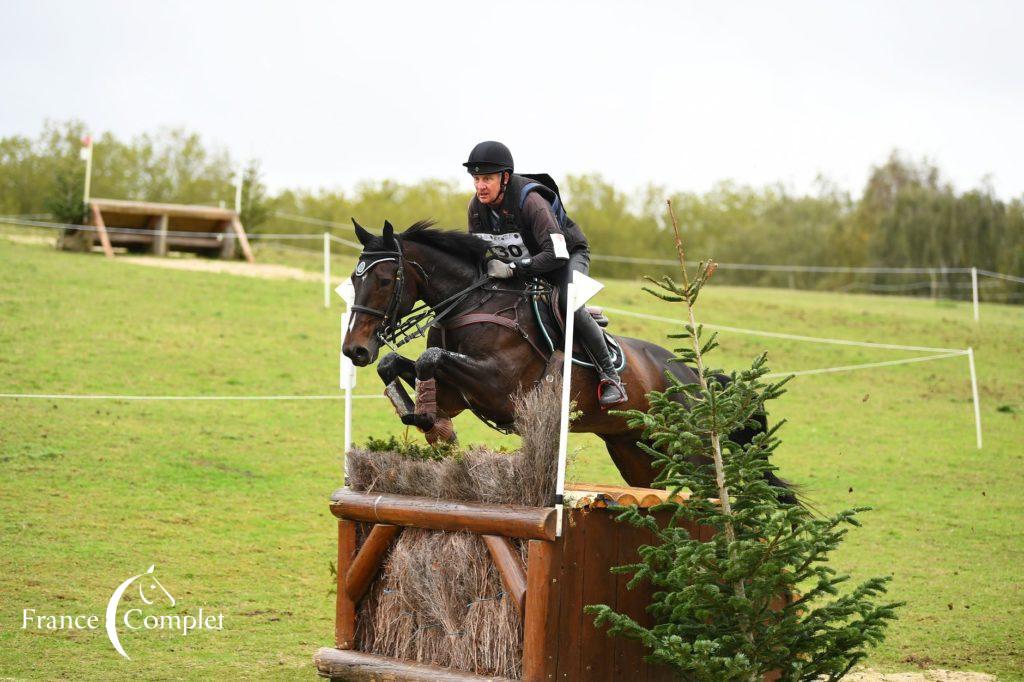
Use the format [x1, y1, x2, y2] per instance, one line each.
[2, 121, 1021, 301]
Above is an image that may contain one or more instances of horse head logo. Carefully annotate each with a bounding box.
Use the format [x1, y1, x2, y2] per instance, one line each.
[105, 565, 175, 660]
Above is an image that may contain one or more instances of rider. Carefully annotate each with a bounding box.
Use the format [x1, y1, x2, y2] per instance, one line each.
[463, 140, 627, 408]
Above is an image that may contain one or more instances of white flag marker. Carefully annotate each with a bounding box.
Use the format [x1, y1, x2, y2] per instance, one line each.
[555, 271, 605, 536]
[335, 279, 355, 304]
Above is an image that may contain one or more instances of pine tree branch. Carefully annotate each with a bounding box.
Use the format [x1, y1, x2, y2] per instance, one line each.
[666, 200, 754, 666]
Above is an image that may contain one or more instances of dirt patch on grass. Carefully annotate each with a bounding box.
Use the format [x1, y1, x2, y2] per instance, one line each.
[847, 669, 995, 681]
[120, 255, 324, 282]
[2, 233, 55, 246]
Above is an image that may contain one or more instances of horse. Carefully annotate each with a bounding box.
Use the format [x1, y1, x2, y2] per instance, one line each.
[342, 219, 792, 497]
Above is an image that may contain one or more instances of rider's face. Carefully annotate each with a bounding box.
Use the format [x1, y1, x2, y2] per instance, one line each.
[473, 172, 505, 205]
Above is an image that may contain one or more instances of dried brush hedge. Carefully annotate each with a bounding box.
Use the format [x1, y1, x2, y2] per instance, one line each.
[345, 376, 564, 679]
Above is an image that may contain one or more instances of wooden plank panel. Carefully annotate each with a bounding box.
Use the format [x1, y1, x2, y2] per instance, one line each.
[106, 234, 154, 246]
[554, 508, 586, 681]
[522, 539, 560, 682]
[330, 488, 558, 541]
[335, 519, 357, 649]
[578, 509, 618, 682]
[612, 509, 652, 681]
[90, 197, 236, 220]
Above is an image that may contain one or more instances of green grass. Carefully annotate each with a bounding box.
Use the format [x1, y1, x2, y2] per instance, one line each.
[0, 238, 1021, 680]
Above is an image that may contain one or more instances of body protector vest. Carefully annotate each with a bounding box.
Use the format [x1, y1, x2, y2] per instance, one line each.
[468, 173, 588, 263]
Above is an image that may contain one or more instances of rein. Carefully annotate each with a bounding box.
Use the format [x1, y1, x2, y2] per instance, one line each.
[352, 240, 491, 351]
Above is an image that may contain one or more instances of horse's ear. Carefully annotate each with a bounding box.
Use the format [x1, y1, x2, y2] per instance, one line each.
[382, 220, 395, 247]
[352, 218, 373, 246]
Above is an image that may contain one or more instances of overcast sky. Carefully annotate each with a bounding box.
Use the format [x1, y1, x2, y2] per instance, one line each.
[2, 0, 1021, 199]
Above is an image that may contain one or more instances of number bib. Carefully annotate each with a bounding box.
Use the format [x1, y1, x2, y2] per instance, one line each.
[475, 231, 531, 262]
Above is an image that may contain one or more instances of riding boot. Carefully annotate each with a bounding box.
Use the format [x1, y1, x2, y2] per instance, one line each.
[574, 309, 628, 408]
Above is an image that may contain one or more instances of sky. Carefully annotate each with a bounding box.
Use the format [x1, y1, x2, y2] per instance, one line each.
[2, 0, 1021, 199]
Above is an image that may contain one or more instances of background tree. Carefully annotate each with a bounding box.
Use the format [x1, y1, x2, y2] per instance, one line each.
[0, 121, 1020, 300]
[239, 159, 273, 229]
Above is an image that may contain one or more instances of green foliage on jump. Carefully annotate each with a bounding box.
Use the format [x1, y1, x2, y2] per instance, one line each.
[361, 435, 460, 462]
[585, 206, 903, 681]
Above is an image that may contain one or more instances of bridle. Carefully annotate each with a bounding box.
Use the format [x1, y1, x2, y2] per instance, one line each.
[350, 239, 490, 351]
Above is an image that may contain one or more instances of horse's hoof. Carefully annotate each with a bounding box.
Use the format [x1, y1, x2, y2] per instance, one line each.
[377, 352, 403, 382]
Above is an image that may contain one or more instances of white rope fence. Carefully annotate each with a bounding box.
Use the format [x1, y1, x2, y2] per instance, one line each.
[5, 214, 1020, 318]
[603, 306, 982, 448]
[601, 307, 962, 353]
[0, 392, 384, 401]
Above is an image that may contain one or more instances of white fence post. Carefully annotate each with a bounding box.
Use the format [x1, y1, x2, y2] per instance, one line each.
[337, 279, 356, 481]
[967, 347, 982, 449]
[971, 266, 979, 322]
[340, 312, 355, 458]
[323, 233, 331, 309]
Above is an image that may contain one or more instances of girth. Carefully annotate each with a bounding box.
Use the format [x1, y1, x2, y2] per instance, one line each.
[438, 310, 550, 362]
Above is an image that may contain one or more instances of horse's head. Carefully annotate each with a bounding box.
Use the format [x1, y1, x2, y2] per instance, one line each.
[342, 219, 420, 366]
[137, 564, 176, 607]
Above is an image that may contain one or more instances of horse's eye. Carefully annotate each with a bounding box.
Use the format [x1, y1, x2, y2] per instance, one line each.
[379, 278, 392, 286]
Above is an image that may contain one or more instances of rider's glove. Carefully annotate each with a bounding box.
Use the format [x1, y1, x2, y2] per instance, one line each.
[486, 259, 515, 279]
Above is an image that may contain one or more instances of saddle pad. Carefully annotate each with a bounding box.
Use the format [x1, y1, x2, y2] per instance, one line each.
[536, 288, 625, 372]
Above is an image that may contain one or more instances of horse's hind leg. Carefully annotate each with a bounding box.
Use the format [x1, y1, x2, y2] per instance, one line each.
[601, 434, 658, 489]
[407, 347, 503, 444]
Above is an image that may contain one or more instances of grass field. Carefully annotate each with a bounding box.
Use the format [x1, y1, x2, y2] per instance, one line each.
[0, 237, 1022, 680]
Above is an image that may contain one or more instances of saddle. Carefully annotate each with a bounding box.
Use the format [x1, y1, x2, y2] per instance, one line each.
[537, 286, 626, 372]
[435, 280, 625, 372]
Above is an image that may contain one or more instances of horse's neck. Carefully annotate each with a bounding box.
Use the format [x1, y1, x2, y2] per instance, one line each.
[410, 246, 482, 309]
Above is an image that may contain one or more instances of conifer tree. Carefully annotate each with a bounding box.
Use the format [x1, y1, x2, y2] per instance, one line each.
[586, 200, 902, 681]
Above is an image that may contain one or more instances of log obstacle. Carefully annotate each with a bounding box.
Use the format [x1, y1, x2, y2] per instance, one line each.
[314, 483, 697, 681]
[59, 198, 254, 262]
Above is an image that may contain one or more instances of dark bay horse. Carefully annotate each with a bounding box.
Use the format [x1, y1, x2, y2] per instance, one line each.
[342, 219, 788, 494]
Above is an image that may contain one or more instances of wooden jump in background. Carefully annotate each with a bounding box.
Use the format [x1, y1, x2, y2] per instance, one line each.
[59, 198, 254, 262]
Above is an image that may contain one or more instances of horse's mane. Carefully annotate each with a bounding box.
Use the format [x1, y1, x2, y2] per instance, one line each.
[398, 220, 489, 264]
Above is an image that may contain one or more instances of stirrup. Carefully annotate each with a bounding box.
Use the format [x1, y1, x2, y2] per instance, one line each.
[597, 378, 628, 409]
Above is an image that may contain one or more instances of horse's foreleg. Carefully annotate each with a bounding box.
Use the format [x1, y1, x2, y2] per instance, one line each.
[378, 352, 418, 419]
[378, 352, 417, 386]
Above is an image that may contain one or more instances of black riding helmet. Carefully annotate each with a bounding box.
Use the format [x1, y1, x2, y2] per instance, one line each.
[463, 141, 514, 175]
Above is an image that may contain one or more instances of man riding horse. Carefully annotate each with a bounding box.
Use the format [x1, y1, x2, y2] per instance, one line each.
[340, 150, 796, 500]
[463, 140, 627, 408]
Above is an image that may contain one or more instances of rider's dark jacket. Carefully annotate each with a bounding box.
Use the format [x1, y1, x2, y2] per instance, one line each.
[467, 173, 588, 277]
